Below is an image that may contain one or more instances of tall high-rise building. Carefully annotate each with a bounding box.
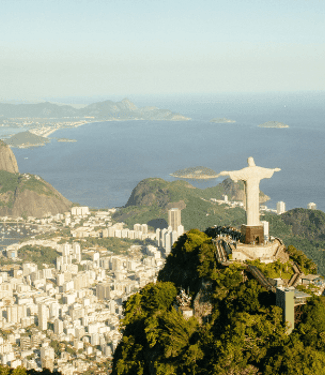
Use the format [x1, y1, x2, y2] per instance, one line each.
[96, 283, 111, 300]
[276, 201, 286, 214]
[164, 231, 172, 255]
[7, 305, 26, 324]
[168, 208, 181, 232]
[134, 224, 142, 232]
[177, 225, 184, 237]
[50, 302, 59, 319]
[160, 228, 168, 248]
[62, 243, 71, 256]
[40, 346, 55, 372]
[38, 304, 48, 331]
[54, 318, 63, 334]
[156, 228, 161, 247]
[141, 224, 148, 235]
[261, 220, 269, 241]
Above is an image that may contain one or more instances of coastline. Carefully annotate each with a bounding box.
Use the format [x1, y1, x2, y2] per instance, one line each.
[2, 115, 192, 144]
[170, 174, 218, 180]
[30, 119, 92, 138]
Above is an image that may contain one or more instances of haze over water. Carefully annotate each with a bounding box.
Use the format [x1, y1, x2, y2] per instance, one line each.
[12, 92, 325, 212]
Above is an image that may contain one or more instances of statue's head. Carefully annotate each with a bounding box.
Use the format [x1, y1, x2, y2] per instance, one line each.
[247, 157, 256, 167]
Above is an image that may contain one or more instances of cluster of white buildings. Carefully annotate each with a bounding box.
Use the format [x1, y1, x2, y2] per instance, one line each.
[212, 194, 318, 216]
[0, 205, 189, 373]
[211, 194, 244, 208]
[101, 223, 155, 241]
[0, 228, 167, 374]
[155, 208, 184, 255]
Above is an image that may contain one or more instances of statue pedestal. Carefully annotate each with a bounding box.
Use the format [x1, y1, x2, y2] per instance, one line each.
[241, 225, 264, 244]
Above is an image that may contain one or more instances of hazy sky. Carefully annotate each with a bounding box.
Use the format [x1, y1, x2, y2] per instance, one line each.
[1, 0, 325, 101]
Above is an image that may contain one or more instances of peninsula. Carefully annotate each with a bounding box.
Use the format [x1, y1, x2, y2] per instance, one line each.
[170, 166, 218, 179]
[0, 99, 190, 148]
[258, 121, 289, 128]
[57, 138, 77, 143]
[0, 98, 190, 121]
[210, 117, 236, 123]
[4, 131, 50, 148]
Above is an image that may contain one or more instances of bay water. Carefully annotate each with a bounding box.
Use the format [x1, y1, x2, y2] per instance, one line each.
[11, 92, 325, 212]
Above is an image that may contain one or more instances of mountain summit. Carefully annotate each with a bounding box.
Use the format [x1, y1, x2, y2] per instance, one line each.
[0, 140, 19, 173]
[112, 228, 324, 375]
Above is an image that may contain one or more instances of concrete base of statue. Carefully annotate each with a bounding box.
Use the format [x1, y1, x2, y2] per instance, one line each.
[233, 240, 280, 264]
[241, 224, 264, 244]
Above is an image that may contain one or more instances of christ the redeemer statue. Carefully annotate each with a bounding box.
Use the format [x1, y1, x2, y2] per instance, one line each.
[218, 157, 281, 227]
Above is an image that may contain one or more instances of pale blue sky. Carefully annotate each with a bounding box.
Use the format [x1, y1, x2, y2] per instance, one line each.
[1, 0, 325, 100]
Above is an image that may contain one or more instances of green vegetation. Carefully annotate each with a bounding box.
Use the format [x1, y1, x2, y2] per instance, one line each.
[79, 237, 136, 254]
[286, 245, 318, 274]
[247, 259, 294, 279]
[114, 178, 325, 276]
[4, 130, 49, 148]
[264, 212, 325, 275]
[19, 176, 56, 197]
[0, 171, 20, 208]
[113, 178, 247, 231]
[19, 245, 60, 269]
[50, 340, 61, 356]
[112, 229, 325, 375]
[170, 166, 218, 178]
[0, 171, 20, 193]
[0, 364, 54, 375]
[112, 205, 164, 230]
[0, 171, 58, 210]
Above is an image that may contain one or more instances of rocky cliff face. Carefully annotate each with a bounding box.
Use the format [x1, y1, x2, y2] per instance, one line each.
[0, 142, 72, 217]
[219, 178, 270, 204]
[125, 178, 171, 208]
[0, 172, 72, 218]
[0, 140, 19, 173]
[125, 177, 269, 209]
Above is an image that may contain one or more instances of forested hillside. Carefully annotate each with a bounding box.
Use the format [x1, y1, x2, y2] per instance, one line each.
[112, 229, 325, 375]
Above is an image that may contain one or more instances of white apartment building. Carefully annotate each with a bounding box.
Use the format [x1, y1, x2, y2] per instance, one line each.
[276, 201, 286, 214]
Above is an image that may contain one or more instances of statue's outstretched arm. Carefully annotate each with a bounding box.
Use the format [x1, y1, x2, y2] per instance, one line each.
[217, 171, 230, 177]
[274, 168, 281, 172]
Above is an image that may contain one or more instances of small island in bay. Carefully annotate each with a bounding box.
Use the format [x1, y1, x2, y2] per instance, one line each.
[210, 117, 236, 123]
[4, 131, 50, 148]
[258, 121, 289, 128]
[170, 166, 218, 179]
[57, 138, 77, 143]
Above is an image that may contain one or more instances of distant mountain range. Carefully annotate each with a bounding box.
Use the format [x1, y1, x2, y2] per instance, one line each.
[0, 99, 191, 121]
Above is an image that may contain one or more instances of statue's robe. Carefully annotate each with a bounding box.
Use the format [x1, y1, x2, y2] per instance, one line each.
[228, 166, 275, 226]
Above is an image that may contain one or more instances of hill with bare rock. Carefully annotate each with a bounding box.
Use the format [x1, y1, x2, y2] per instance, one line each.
[0, 141, 72, 217]
[0, 171, 72, 218]
[0, 140, 19, 173]
[113, 178, 269, 231]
